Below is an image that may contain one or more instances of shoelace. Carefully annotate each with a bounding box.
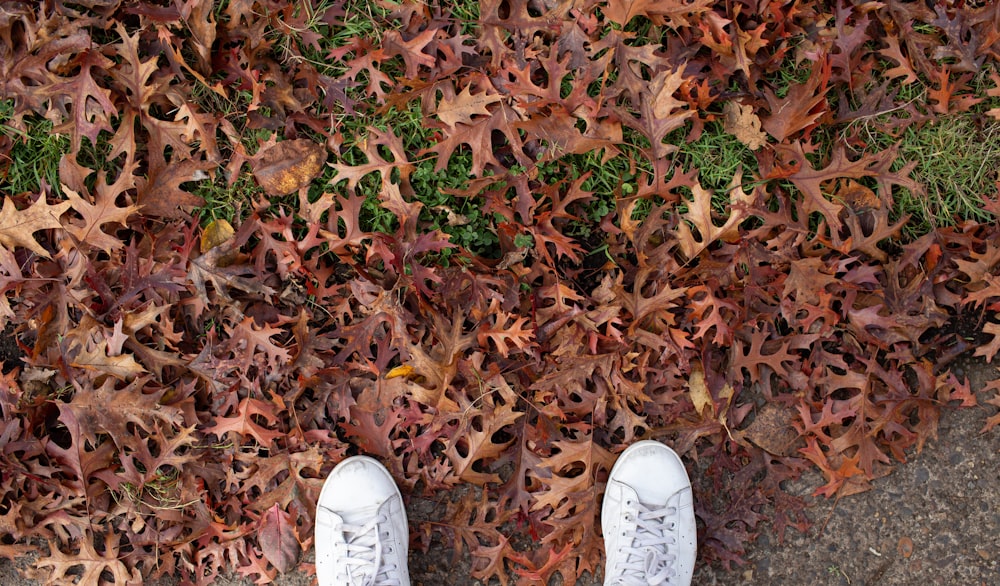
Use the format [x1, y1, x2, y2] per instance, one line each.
[608, 500, 679, 586]
[333, 513, 404, 586]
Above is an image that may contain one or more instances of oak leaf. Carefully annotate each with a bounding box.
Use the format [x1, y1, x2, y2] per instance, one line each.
[0, 195, 72, 258]
[112, 23, 164, 110]
[436, 84, 502, 130]
[62, 378, 185, 449]
[69, 340, 146, 381]
[205, 397, 286, 447]
[618, 67, 693, 159]
[975, 322, 1000, 363]
[444, 381, 522, 484]
[135, 157, 212, 218]
[604, 0, 712, 28]
[760, 59, 830, 142]
[772, 142, 919, 233]
[423, 100, 530, 176]
[674, 172, 755, 259]
[40, 49, 118, 154]
[61, 173, 139, 254]
[32, 535, 141, 586]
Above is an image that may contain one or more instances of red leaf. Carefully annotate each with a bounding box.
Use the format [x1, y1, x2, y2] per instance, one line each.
[259, 504, 300, 574]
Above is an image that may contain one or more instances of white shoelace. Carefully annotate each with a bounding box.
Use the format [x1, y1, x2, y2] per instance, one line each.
[333, 513, 404, 586]
[609, 501, 679, 586]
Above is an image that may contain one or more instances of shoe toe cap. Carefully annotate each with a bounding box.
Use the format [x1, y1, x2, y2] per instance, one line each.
[319, 456, 400, 516]
[610, 441, 691, 507]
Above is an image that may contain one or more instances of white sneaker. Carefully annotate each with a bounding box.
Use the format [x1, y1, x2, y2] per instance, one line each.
[602, 440, 696, 586]
[315, 456, 410, 586]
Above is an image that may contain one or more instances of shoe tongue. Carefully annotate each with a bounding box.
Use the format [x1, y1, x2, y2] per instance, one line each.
[339, 503, 382, 526]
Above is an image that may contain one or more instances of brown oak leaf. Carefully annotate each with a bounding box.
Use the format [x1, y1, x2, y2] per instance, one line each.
[0, 195, 72, 258]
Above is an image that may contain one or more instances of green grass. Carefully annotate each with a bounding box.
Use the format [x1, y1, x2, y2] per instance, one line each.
[673, 121, 759, 197]
[0, 100, 69, 197]
[270, 0, 400, 100]
[894, 114, 1000, 236]
[193, 171, 266, 225]
[843, 66, 1000, 238]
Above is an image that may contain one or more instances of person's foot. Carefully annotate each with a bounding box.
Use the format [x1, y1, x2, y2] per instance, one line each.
[315, 455, 410, 586]
[602, 440, 696, 586]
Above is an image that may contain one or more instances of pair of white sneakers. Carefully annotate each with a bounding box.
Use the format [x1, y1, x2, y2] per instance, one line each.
[315, 440, 696, 586]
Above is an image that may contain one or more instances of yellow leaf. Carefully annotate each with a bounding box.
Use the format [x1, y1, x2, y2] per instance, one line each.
[688, 362, 713, 418]
[201, 218, 235, 252]
[385, 365, 415, 379]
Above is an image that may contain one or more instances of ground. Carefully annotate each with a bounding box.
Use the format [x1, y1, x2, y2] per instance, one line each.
[2, 355, 996, 585]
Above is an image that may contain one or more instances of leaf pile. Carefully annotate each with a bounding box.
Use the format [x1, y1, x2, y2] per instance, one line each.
[2, 0, 1000, 583]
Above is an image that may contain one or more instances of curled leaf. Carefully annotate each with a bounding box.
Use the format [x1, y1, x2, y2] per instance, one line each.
[723, 101, 767, 150]
[385, 364, 415, 379]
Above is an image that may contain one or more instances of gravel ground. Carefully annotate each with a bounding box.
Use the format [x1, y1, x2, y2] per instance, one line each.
[3, 356, 999, 585]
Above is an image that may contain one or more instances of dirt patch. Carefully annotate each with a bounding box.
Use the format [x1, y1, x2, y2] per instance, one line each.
[0, 325, 22, 373]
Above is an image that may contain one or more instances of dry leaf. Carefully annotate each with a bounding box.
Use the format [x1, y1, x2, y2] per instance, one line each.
[436, 85, 502, 129]
[723, 101, 767, 150]
[253, 139, 326, 195]
[70, 340, 146, 380]
[688, 362, 714, 418]
[0, 196, 72, 258]
[737, 403, 800, 456]
[836, 178, 880, 210]
[201, 218, 235, 252]
[259, 504, 300, 573]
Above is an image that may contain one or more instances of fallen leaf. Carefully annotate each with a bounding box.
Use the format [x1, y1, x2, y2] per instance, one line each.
[70, 340, 146, 381]
[688, 362, 713, 418]
[253, 139, 327, 196]
[385, 364, 415, 379]
[0, 196, 72, 258]
[260, 504, 300, 573]
[201, 218, 235, 252]
[738, 403, 800, 457]
[836, 178, 880, 210]
[723, 101, 767, 150]
[436, 84, 502, 130]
